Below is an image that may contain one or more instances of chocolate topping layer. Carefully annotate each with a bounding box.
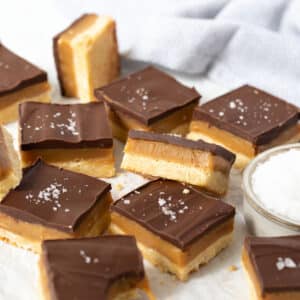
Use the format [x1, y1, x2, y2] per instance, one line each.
[95, 66, 201, 125]
[112, 179, 235, 249]
[53, 14, 95, 96]
[0, 159, 111, 232]
[193, 85, 299, 146]
[42, 236, 145, 300]
[19, 101, 113, 150]
[245, 236, 300, 294]
[0, 44, 47, 97]
[128, 130, 236, 163]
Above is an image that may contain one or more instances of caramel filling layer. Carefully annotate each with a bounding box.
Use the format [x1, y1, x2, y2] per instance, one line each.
[0, 82, 50, 124]
[242, 247, 300, 300]
[21, 147, 115, 178]
[57, 15, 119, 101]
[121, 138, 232, 195]
[106, 102, 196, 142]
[111, 211, 234, 267]
[0, 194, 112, 253]
[190, 120, 300, 157]
[124, 138, 230, 173]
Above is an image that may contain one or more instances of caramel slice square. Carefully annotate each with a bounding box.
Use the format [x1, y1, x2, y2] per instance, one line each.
[121, 130, 235, 195]
[39, 236, 155, 300]
[19, 101, 115, 177]
[110, 179, 235, 280]
[0, 126, 21, 200]
[0, 159, 112, 253]
[54, 14, 120, 102]
[0, 43, 50, 124]
[95, 66, 201, 141]
[188, 85, 300, 169]
[242, 236, 300, 300]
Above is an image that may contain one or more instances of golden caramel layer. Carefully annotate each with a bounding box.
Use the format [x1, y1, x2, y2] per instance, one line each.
[21, 147, 115, 178]
[0, 194, 112, 253]
[121, 138, 232, 195]
[0, 82, 50, 124]
[110, 211, 234, 280]
[189, 121, 300, 169]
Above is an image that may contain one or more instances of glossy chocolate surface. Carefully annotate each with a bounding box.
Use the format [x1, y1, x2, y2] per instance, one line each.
[193, 85, 299, 145]
[245, 236, 300, 293]
[128, 130, 236, 163]
[42, 236, 144, 300]
[113, 179, 235, 249]
[95, 66, 201, 125]
[0, 43, 47, 97]
[0, 159, 111, 232]
[20, 101, 113, 150]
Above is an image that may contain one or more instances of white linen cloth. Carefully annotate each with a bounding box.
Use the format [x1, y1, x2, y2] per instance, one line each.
[1, 0, 300, 105]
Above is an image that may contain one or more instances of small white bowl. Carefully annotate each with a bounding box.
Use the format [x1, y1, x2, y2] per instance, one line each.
[242, 143, 300, 236]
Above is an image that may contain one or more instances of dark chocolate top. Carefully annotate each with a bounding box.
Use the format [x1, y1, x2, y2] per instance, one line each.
[53, 14, 95, 96]
[112, 179, 235, 249]
[245, 236, 300, 294]
[19, 101, 113, 150]
[42, 236, 145, 300]
[95, 66, 201, 125]
[128, 130, 236, 163]
[0, 159, 111, 232]
[193, 85, 299, 145]
[0, 43, 47, 97]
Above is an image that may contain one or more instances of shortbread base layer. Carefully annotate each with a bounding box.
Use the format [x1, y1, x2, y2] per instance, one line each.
[56, 14, 119, 101]
[39, 257, 154, 300]
[188, 121, 300, 169]
[21, 147, 115, 178]
[121, 145, 231, 195]
[106, 102, 196, 142]
[0, 194, 112, 253]
[0, 127, 21, 201]
[0, 82, 50, 124]
[242, 247, 300, 300]
[110, 212, 234, 281]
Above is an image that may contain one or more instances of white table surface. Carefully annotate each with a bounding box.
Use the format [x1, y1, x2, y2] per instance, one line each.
[0, 4, 250, 299]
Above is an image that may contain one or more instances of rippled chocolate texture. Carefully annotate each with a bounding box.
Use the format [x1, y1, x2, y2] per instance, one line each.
[42, 236, 144, 300]
[0, 159, 111, 232]
[193, 85, 299, 145]
[112, 179, 235, 249]
[20, 101, 113, 150]
[0, 44, 47, 97]
[245, 236, 300, 293]
[95, 66, 201, 125]
[128, 130, 236, 163]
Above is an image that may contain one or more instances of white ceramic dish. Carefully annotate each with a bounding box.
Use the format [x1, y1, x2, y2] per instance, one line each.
[242, 143, 300, 236]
